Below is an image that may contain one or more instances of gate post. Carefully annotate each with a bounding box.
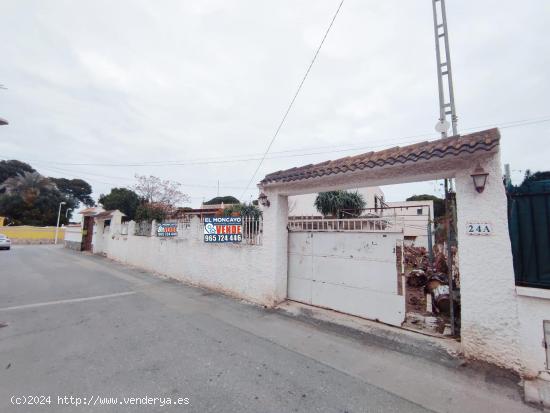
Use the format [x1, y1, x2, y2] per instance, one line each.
[92, 218, 105, 254]
[454, 151, 521, 371]
[261, 190, 289, 305]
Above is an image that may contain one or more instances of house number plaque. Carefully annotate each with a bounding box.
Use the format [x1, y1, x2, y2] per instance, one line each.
[467, 222, 492, 235]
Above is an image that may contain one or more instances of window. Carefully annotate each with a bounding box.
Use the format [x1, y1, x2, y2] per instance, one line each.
[417, 208, 423, 215]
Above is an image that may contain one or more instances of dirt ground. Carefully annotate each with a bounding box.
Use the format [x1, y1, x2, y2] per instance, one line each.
[403, 264, 450, 336]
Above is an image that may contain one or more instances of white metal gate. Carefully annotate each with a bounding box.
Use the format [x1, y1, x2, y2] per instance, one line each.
[287, 220, 405, 326]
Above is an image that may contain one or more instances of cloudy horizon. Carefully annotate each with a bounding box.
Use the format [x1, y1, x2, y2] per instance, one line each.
[1, 0, 549, 209]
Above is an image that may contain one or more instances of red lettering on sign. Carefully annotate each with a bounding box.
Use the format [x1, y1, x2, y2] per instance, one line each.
[213, 224, 243, 235]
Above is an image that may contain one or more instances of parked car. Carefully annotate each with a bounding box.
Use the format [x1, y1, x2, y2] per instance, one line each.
[0, 234, 11, 250]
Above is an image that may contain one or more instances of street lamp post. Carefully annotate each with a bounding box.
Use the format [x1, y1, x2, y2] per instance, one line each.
[54, 201, 66, 245]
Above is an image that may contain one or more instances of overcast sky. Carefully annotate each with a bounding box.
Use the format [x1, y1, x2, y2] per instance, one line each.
[1, 0, 549, 209]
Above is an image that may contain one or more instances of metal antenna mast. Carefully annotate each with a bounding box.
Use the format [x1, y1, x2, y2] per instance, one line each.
[432, 0, 458, 137]
[432, 0, 459, 336]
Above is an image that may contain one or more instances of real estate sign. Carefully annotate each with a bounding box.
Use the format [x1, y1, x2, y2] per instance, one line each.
[157, 223, 178, 237]
[203, 217, 242, 243]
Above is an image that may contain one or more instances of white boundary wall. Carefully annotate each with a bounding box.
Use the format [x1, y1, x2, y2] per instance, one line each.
[64, 225, 82, 243]
[95, 217, 276, 305]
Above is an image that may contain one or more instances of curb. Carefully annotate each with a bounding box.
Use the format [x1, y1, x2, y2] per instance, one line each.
[275, 301, 524, 396]
[275, 301, 465, 368]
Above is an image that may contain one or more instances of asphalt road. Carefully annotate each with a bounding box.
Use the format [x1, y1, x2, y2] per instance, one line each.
[0, 246, 538, 413]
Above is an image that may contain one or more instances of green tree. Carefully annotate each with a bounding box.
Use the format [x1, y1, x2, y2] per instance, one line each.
[0, 172, 56, 205]
[223, 203, 262, 219]
[50, 178, 94, 207]
[99, 188, 141, 220]
[314, 191, 365, 218]
[0, 160, 35, 186]
[0, 189, 76, 226]
[0, 167, 90, 225]
[204, 196, 239, 205]
[406, 194, 445, 219]
[519, 170, 550, 188]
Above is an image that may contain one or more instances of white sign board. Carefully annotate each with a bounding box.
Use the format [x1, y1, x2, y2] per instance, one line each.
[467, 222, 492, 236]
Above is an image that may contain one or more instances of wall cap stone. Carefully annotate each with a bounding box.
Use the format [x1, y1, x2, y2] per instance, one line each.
[516, 287, 550, 300]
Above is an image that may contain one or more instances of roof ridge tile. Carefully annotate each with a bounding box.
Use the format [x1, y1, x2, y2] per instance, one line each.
[260, 128, 500, 185]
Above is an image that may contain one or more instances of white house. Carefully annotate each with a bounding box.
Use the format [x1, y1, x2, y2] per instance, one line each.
[289, 187, 434, 248]
[384, 200, 435, 248]
[288, 186, 384, 216]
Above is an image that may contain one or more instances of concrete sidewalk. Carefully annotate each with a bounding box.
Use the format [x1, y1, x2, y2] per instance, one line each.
[276, 301, 464, 366]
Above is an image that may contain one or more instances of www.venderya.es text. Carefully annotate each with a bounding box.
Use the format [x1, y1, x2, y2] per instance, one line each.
[10, 395, 190, 408]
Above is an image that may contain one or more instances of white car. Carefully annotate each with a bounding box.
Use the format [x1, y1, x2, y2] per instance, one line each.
[0, 234, 11, 250]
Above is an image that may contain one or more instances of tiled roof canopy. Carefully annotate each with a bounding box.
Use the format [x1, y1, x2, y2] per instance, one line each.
[95, 210, 118, 219]
[79, 207, 99, 216]
[260, 128, 500, 186]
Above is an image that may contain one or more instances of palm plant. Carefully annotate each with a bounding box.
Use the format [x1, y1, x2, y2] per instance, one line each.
[314, 190, 365, 218]
[223, 203, 262, 219]
[0, 172, 55, 204]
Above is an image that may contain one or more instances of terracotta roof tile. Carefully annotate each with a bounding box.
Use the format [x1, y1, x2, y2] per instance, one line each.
[79, 207, 99, 215]
[94, 210, 121, 219]
[260, 128, 500, 185]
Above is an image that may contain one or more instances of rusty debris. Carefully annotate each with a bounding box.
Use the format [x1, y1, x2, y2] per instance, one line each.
[403, 245, 460, 317]
[407, 269, 428, 288]
[425, 273, 447, 293]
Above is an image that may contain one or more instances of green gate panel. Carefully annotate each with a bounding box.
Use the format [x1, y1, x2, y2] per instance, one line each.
[508, 181, 550, 289]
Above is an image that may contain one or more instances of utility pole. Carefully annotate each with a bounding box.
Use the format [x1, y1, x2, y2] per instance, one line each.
[54, 201, 66, 245]
[444, 180, 456, 336]
[0, 84, 8, 125]
[427, 205, 434, 265]
[504, 163, 512, 187]
[432, 0, 458, 335]
[432, 0, 458, 137]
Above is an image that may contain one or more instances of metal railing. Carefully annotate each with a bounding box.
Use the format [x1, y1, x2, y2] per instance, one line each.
[287, 216, 404, 233]
[175, 217, 192, 233]
[242, 216, 263, 245]
[134, 221, 152, 236]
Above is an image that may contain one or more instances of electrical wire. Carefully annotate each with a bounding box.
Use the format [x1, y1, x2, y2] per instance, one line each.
[4, 114, 549, 170]
[239, 0, 346, 199]
[33, 162, 250, 191]
[2, 113, 549, 194]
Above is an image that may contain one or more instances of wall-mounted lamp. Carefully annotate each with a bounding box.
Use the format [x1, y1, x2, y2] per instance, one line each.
[258, 192, 270, 207]
[470, 164, 489, 193]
